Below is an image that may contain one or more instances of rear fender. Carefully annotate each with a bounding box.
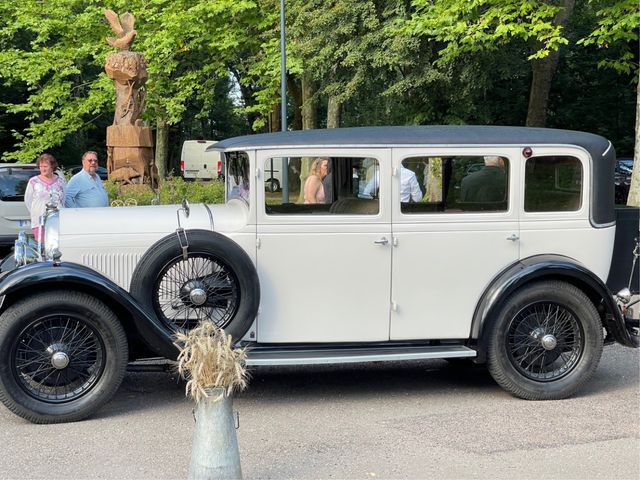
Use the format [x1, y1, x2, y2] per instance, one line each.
[0, 262, 178, 359]
[472, 254, 638, 362]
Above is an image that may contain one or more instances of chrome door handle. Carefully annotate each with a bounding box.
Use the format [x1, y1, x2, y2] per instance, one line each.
[506, 234, 519, 242]
[374, 237, 389, 245]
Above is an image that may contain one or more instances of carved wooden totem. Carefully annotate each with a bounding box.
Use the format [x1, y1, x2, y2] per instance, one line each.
[104, 9, 158, 187]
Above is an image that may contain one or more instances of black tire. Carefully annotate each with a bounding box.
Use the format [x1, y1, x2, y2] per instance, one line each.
[0, 291, 128, 424]
[487, 281, 603, 400]
[129, 229, 259, 341]
[265, 178, 280, 192]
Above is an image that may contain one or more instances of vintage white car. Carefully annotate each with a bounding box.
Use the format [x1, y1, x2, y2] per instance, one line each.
[0, 126, 638, 424]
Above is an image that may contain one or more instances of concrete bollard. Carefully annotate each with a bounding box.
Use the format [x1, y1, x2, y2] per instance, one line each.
[188, 387, 242, 480]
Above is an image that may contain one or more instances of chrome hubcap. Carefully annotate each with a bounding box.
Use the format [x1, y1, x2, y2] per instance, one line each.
[50, 351, 70, 369]
[189, 288, 207, 306]
[541, 334, 558, 351]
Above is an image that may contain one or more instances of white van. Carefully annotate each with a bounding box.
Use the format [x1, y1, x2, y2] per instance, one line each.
[180, 140, 222, 180]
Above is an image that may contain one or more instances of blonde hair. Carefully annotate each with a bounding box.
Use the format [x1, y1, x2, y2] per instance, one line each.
[310, 157, 328, 177]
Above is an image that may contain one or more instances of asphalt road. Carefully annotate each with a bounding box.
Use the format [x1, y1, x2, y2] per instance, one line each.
[0, 344, 638, 480]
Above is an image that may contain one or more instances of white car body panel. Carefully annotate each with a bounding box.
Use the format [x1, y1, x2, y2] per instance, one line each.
[58, 201, 253, 290]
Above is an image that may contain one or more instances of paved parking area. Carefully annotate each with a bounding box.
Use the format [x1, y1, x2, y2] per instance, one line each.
[0, 344, 638, 479]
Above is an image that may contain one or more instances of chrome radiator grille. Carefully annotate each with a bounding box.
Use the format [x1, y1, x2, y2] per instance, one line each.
[81, 252, 142, 291]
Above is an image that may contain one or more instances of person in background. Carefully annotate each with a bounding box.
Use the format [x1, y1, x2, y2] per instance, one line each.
[24, 153, 66, 242]
[460, 156, 506, 203]
[64, 151, 109, 208]
[363, 165, 422, 202]
[303, 157, 329, 204]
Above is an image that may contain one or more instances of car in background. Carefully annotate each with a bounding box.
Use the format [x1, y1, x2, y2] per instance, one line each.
[614, 157, 633, 205]
[68, 165, 109, 180]
[180, 140, 222, 180]
[0, 164, 39, 246]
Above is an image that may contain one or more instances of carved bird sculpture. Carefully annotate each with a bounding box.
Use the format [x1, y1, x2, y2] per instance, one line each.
[104, 9, 137, 51]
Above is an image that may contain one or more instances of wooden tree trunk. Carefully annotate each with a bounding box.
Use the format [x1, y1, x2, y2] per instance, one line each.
[302, 75, 317, 130]
[288, 74, 303, 131]
[526, 51, 560, 127]
[269, 104, 281, 133]
[628, 76, 640, 207]
[155, 116, 168, 180]
[525, 0, 575, 127]
[297, 76, 318, 203]
[327, 95, 341, 129]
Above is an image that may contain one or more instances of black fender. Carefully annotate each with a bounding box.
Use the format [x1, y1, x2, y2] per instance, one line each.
[472, 254, 638, 362]
[0, 261, 178, 360]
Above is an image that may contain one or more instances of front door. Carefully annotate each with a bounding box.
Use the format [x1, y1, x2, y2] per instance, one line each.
[389, 148, 521, 340]
[255, 149, 392, 343]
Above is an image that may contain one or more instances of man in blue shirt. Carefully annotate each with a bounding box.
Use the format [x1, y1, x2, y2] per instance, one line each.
[65, 151, 109, 208]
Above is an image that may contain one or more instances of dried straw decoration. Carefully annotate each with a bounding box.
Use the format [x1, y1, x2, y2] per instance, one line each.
[174, 322, 249, 403]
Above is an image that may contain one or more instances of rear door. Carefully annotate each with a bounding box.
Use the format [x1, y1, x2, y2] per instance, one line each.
[389, 148, 521, 340]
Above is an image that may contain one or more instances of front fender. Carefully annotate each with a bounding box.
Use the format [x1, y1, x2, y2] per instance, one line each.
[472, 254, 638, 362]
[0, 262, 178, 359]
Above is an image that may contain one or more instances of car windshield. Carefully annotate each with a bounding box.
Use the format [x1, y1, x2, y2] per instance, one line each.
[0, 168, 39, 201]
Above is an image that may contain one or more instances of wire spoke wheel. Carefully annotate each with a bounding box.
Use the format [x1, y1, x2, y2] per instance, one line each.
[153, 252, 241, 332]
[487, 281, 603, 400]
[506, 302, 583, 381]
[12, 315, 105, 403]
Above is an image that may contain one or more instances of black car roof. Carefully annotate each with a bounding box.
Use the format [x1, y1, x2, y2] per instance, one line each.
[212, 125, 611, 157]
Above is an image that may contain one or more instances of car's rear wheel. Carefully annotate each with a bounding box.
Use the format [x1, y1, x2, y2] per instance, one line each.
[0, 291, 128, 423]
[130, 230, 259, 341]
[487, 281, 603, 400]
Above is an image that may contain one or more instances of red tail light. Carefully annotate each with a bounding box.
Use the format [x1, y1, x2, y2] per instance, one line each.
[217, 160, 222, 177]
[180, 160, 184, 172]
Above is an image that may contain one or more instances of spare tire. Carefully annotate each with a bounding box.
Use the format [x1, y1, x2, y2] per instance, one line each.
[129, 229, 259, 341]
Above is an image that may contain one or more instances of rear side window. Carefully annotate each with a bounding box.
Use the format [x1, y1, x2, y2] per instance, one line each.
[525, 156, 582, 212]
[0, 167, 39, 201]
[265, 156, 379, 215]
[400, 156, 509, 214]
[225, 152, 251, 204]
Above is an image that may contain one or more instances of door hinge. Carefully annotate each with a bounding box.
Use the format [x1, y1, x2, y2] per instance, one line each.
[256, 237, 261, 249]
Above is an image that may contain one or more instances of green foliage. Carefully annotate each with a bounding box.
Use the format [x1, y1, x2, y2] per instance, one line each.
[403, 0, 569, 63]
[0, 0, 636, 165]
[578, 0, 639, 74]
[0, 0, 259, 162]
[104, 176, 225, 206]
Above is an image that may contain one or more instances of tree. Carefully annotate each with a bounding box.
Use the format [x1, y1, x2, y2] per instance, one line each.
[403, 0, 575, 126]
[579, 0, 639, 206]
[0, 0, 260, 174]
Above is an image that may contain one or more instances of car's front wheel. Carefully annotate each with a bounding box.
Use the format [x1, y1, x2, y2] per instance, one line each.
[487, 281, 603, 400]
[0, 291, 128, 423]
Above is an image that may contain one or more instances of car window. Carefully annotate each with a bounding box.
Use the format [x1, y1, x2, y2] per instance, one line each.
[225, 152, 251, 204]
[525, 156, 582, 212]
[399, 156, 509, 214]
[0, 168, 39, 201]
[265, 156, 379, 215]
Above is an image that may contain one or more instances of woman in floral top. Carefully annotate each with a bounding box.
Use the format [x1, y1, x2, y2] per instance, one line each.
[24, 153, 66, 242]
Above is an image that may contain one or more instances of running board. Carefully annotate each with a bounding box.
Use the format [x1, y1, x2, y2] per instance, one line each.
[245, 345, 476, 366]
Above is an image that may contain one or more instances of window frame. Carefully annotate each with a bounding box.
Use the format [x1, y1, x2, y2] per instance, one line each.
[519, 146, 590, 223]
[392, 147, 520, 224]
[256, 148, 391, 226]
